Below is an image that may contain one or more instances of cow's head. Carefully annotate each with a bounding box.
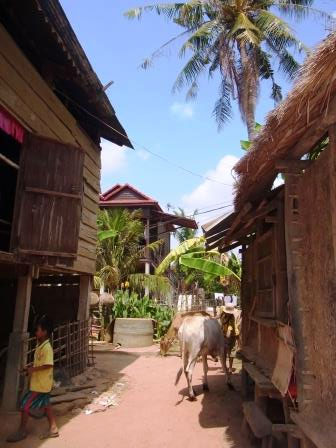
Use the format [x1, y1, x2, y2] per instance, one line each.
[160, 336, 174, 356]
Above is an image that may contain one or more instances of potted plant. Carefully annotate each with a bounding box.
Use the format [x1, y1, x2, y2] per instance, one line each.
[111, 290, 174, 348]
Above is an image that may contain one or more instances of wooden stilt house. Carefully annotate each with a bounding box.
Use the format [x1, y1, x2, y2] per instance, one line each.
[100, 184, 197, 274]
[0, 0, 132, 410]
[204, 33, 336, 448]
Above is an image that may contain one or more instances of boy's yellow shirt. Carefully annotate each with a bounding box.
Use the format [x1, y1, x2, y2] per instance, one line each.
[30, 339, 54, 393]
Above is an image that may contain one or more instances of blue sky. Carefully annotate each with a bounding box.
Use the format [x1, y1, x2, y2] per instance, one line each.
[61, 0, 335, 224]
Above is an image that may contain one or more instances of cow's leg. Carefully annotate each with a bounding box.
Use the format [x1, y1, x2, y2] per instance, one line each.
[202, 355, 209, 391]
[186, 355, 198, 400]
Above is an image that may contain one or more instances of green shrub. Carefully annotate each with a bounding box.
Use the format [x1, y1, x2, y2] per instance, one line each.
[109, 290, 174, 339]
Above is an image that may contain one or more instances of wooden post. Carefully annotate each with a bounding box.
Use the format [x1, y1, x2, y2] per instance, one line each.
[145, 218, 150, 296]
[2, 269, 33, 410]
[255, 385, 267, 413]
[241, 364, 249, 399]
[284, 174, 306, 410]
[77, 275, 92, 321]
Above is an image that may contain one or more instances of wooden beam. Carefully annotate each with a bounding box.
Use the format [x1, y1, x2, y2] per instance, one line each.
[205, 228, 228, 245]
[242, 197, 280, 224]
[249, 316, 277, 328]
[242, 401, 272, 438]
[219, 238, 252, 253]
[0, 152, 19, 170]
[203, 212, 237, 238]
[0, 218, 11, 226]
[243, 362, 277, 392]
[77, 275, 92, 320]
[225, 202, 252, 239]
[221, 222, 256, 248]
[272, 424, 302, 439]
[276, 160, 311, 174]
[25, 187, 82, 200]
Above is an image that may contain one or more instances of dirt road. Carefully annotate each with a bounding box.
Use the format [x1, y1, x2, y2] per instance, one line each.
[1, 347, 252, 448]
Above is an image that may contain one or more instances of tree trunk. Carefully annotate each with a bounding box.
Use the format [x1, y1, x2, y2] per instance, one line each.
[238, 43, 257, 141]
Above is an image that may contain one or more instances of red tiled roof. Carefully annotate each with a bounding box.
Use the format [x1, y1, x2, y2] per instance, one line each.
[100, 184, 197, 230]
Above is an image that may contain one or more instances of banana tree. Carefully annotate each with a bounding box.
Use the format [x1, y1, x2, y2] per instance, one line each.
[179, 253, 240, 281]
[155, 236, 205, 275]
[156, 236, 240, 294]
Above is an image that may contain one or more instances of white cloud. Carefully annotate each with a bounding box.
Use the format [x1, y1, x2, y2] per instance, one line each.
[332, 11, 336, 19]
[101, 139, 127, 175]
[181, 155, 239, 226]
[170, 102, 194, 119]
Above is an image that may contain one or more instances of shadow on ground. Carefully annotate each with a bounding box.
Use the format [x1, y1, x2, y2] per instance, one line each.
[177, 362, 253, 448]
[0, 350, 139, 448]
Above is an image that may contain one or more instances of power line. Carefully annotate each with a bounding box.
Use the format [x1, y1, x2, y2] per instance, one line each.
[54, 88, 234, 187]
[194, 204, 232, 216]
[167, 200, 234, 214]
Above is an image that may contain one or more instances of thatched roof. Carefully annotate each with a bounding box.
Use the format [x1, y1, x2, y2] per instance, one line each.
[234, 32, 336, 210]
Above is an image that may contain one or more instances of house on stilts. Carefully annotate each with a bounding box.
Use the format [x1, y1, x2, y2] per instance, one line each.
[204, 33, 336, 448]
[100, 184, 197, 274]
[0, 0, 132, 410]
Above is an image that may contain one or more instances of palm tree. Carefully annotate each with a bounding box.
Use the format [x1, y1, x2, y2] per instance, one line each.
[96, 208, 163, 291]
[125, 0, 328, 140]
[173, 207, 198, 243]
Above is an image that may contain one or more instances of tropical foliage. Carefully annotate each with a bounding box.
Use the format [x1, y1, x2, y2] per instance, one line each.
[180, 252, 240, 280]
[128, 273, 171, 296]
[111, 290, 175, 339]
[124, 0, 326, 139]
[156, 236, 241, 295]
[156, 236, 204, 275]
[240, 122, 263, 150]
[173, 207, 198, 243]
[96, 208, 163, 291]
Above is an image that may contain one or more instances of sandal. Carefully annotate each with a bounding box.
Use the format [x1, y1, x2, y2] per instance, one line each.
[6, 429, 27, 443]
[39, 430, 59, 440]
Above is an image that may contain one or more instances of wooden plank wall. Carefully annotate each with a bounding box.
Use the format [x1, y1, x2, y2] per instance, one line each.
[0, 24, 99, 274]
[295, 133, 336, 429]
[242, 217, 289, 375]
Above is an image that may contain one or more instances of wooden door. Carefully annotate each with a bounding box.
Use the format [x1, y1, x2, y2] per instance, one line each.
[11, 133, 84, 265]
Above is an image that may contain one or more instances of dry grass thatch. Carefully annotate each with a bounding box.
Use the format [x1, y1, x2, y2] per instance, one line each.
[234, 32, 336, 210]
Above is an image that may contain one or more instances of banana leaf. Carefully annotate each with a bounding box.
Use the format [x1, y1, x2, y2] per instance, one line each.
[179, 254, 241, 281]
[98, 229, 118, 242]
[155, 236, 204, 274]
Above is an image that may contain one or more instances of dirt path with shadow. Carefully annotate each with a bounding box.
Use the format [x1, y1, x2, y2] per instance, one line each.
[1, 346, 252, 448]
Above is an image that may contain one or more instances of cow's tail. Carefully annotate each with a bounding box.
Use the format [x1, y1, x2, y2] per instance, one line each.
[175, 367, 183, 386]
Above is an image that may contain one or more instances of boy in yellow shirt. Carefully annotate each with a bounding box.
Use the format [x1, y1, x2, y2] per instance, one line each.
[7, 315, 59, 443]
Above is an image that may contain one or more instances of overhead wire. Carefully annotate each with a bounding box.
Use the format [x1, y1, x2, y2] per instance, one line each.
[167, 200, 234, 214]
[54, 88, 235, 187]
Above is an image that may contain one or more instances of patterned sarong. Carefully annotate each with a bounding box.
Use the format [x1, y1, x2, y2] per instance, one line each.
[20, 391, 50, 412]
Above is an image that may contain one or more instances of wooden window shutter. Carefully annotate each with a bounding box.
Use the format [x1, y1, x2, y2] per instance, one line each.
[11, 133, 84, 265]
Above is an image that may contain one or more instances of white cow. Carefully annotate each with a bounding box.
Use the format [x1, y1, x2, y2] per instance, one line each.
[175, 315, 231, 400]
